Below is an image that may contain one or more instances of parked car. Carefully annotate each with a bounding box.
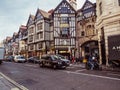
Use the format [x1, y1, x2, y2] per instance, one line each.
[27, 56, 40, 63]
[56, 54, 70, 66]
[14, 55, 26, 63]
[5, 56, 14, 62]
[39, 54, 70, 69]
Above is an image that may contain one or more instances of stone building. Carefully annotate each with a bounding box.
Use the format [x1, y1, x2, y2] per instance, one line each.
[96, 0, 120, 65]
[76, 0, 98, 59]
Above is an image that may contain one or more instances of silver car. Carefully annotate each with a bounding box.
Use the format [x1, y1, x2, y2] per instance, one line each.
[14, 55, 26, 63]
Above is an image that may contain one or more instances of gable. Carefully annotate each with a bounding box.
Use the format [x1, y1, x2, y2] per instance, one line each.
[81, 1, 96, 18]
[27, 15, 34, 26]
[82, 1, 93, 10]
[54, 0, 76, 14]
[35, 11, 43, 21]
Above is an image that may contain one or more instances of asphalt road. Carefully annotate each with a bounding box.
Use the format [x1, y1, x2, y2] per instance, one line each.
[0, 61, 120, 90]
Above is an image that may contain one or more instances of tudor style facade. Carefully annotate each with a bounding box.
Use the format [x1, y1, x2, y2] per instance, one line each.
[34, 9, 51, 57]
[27, 14, 36, 57]
[77, 0, 98, 59]
[27, 9, 51, 58]
[18, 25, 27, 56]
[53, 0, 76, 59]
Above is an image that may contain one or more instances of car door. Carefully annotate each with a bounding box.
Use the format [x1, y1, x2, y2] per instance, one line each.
[47, 56, 53, 67]
[43, 56, 49, 66]
[45, 56, 52, 67]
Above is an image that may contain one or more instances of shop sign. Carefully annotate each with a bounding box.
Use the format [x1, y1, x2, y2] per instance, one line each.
[108, 35, 120, 60]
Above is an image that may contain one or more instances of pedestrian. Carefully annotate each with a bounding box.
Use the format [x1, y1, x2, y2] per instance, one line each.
[88, 55, 94, 70]
[72, 56, 75, 63]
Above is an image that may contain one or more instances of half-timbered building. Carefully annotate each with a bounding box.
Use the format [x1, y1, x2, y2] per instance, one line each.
[53, 0, 76, 59]
[27, 14, 35, 57]
[34, 9, 51, 57]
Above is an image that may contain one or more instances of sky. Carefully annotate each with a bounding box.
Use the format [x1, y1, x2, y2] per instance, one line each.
[0, 0, 96, 42]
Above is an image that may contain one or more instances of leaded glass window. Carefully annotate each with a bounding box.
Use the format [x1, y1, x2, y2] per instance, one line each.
[61, 28, 69, 37]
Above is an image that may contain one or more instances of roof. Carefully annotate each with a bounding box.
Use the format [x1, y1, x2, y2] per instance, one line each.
[19, 25, 27, 30]
[81, 0, 94, 10]
[53, 0, 76, 14]
[30, 14, 35, 20]
[26, 14, 35, 26]
[38, 9, 50, 19]
[48, 9, 54, 14]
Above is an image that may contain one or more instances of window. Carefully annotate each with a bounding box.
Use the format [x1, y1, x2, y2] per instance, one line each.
[61, 28, 69, 37]
[40, 32, 43, 39]
[37, 22, 43, 31]
[36, 33, 39, 40]
[30, 45, 34, 50]
[29, 35, 33, 42]
[99, 2, 102, 15]
[29, 27, 34, 34]
[60, 17, 69, 24]
[81, 31, 85, 36]
[38, 43, 42, 49]
[58, 7, 71, 13]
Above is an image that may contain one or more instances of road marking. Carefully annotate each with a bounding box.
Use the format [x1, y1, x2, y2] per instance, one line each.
[11, 88, 20, 90]
[64, 71, 120, 81]
[0, 76, 3, 79]
[75, 69, 86, 72]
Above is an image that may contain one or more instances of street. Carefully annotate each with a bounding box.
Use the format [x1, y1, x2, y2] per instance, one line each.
[0, 61, 120, 90]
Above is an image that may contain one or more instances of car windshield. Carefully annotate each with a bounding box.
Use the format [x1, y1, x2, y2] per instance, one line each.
[57, 55, 65, 59]
[51, 55, 59, 60]
[17, 56, 25, 59]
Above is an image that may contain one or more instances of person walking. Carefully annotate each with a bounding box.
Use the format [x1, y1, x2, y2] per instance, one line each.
[88, 55, 94, 70]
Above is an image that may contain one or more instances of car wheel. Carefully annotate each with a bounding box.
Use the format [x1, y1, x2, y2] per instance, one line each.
[39, 62, 44, 68]
[63, 66, 66, 69]
[0, 61, 2, 64]
[53, 64, 57, 69]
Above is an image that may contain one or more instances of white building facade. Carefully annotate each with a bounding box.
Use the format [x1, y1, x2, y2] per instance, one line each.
[96, 0, 120, 65]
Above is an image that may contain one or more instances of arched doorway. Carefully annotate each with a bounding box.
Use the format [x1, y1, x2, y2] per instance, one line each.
[81, 40, 99, 59]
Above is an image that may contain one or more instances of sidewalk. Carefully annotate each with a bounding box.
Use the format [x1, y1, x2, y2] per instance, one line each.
[70, 62, 120, 72]
[0, 72, 28, 90]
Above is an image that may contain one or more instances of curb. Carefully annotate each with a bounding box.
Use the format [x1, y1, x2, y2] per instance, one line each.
[0, 72, 28, 90]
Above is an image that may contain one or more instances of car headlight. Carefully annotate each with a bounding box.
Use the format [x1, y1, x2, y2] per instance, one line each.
[58, 62, 62, 64]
